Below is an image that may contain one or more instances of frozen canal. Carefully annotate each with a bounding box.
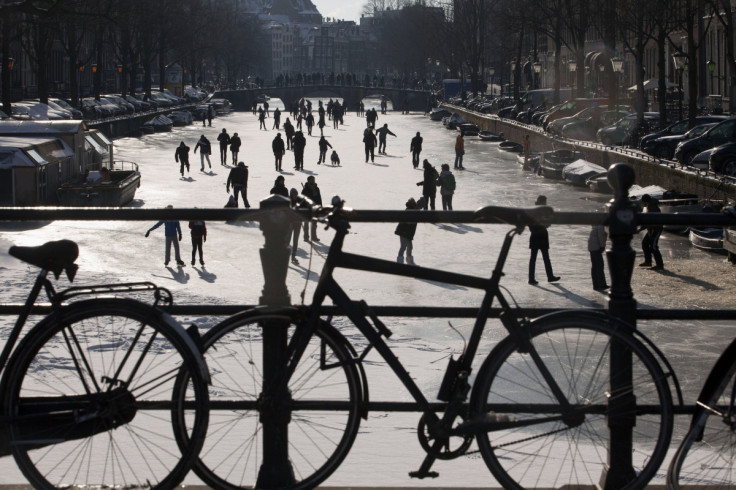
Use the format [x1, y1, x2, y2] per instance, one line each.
[0, 98, 728, 487]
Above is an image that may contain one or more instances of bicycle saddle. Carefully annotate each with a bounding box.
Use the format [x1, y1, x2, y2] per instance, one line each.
[9, 239, 79, 280]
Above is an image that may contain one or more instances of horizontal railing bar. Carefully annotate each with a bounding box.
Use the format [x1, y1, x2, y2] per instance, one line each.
[1, 207, 735, 227]
[1, 304, 735, 320]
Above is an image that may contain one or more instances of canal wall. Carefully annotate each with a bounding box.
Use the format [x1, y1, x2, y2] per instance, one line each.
[448, 105, 736, 203]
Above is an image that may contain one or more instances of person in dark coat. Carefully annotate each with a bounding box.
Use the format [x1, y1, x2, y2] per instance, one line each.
[376, 123, 396, 154]
[292, 131, 306, 170]
[229, 132, 241, 165]
[272, 107, 281, 129]
[528, 195, 560, 285]
[174, 141, 190, 177]
[193, 134, 212, 171]
[283, 118, 295, 149]
[270, 175, 288, 197]
[226, 161, 250, 208]
[638, 194, 664, 270]
[410, 132, 423, 168]
[272, 133, 286, 171]
[189, 219, 207, 266]
[363, 127, 377, 163]
[395, 197, 418, 265]
[217, 128, 230, 166]
[301, 176, 322, 241]
[317, 136, 332, 164]
[588, 223, 608, 291]
[416, 159, 439, 210]
[258, 107, 267, 130]
[305, 113, 315, 136]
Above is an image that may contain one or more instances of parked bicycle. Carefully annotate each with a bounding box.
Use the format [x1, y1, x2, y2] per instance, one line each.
[3, 239, 210, 489]
[667, 336, 736, 488]
[179, 201, 674, 489]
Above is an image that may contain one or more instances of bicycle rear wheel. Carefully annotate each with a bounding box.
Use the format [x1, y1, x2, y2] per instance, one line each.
[667, 344, 736, 489]
[183, 310, 362, 490]
[471, 313, 673, 490]
[2, 298, 209, 490]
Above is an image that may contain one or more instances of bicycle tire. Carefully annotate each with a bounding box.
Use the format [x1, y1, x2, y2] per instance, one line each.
[181, 310, 362, 490]
[666, 340, 736, 489]
[1, 298, 209, 490]
[471, 313, 673, 490]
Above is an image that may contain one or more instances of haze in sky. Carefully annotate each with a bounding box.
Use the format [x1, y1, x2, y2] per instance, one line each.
[313, 0, 365, 22]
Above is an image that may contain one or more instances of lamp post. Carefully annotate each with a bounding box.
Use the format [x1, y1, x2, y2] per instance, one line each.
[673, 54, 687, 121]
[489, 67, 495, 96]
[612, 57, 623, 112]
[510, 59, 517, 97]
[533, 60, 542, 88]
[568, 59, 577, 95]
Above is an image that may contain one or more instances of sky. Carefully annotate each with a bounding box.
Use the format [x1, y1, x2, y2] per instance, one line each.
[313, 0, 365, 22]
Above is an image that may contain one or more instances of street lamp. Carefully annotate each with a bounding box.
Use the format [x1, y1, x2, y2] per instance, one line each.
[673, 54, 687, 121]
[7, 57, 14, 71]
[489, 67, 495, 96]
[533, 61, 542, 88]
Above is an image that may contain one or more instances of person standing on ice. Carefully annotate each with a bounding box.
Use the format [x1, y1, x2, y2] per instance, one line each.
[189, 219, 207, 266]
[292, 131, 306, 170]
[375, 123, 396, 154]
[174, 141, 190, 177]
[410, 132, 423, 168]
[270, 175, 288, 197]
[317, 136, 332, 164]
[217, 128, 230, 166]
[193, 134, 212, 171]
[395, 197, 418, 265]
[272, 133, 286, 171]
[229, 132, 241, 165]
[363, 127, 377, 163]
[145, 206, 185, 267]
[226, 161, 250, 208]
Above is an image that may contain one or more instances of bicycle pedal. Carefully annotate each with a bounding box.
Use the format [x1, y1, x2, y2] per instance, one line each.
[409, 470, 439, 479]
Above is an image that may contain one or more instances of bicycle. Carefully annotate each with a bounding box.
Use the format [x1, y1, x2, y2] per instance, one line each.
[181, 201, 674, 489]
[2, 239, 210, 489]
[667, 337, 736, 488]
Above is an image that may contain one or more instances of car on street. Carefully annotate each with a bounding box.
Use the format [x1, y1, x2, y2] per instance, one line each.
[642, 123, 718, 160]
[50, 98, 84, 118]
[639, 115, 729, 152]
[674, 117, 736, 165]
[596, 113, 662, 146]
[708, 142, 736, 176]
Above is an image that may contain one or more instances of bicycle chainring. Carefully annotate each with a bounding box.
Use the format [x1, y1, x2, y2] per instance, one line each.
[417, 413, 473, 460]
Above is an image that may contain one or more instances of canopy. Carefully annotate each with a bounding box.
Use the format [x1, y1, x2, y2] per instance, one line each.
[628, 78, 677, 91]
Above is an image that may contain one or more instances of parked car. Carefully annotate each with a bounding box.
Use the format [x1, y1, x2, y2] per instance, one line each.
[561, 109, 632, 141]
[542, 98, 608, 129]
[642, 123, 718, 160]
[80, 98, 108, 119]
[596, 113, 661, 146]
[184, 87, 207, 102]
[0, 109, 9, 119]
[168, 110, 193, 126]
[708, 142, 736, 175]
[102, 95, 135, 114]
[639, 115, 729, 151]
[674, 117, 736, 165]
[134, 93, 164, 110]
[50, 98, 84, 118]
[123, 95, 151, 112]
[12, 100, 72, 120]
[210, 98, 232, 115]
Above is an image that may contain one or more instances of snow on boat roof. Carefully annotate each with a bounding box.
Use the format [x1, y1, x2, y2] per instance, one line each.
[0, 119, 85, 135]
[0, 135, 74, 169]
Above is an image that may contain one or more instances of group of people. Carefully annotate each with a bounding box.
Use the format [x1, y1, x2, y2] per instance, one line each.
[144, 205, 207, 268]
[269, 174, 323, 264]
[174, 128, 243, 177]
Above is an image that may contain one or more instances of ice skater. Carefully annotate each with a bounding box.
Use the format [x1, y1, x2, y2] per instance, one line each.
[395, 197, 419, 265]
[189, 219, 207, 266]
[193, 134, 212, 171]
[528, 195, 560, 285]
[175, 141, 190, 177]
[145, 206, 185, 267]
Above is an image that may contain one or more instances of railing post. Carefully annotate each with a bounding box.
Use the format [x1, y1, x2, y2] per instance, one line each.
[600, 162, 638, 488]
[256, 194, 296, 488]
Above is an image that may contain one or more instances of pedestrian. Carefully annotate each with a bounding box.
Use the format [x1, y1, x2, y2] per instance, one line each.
[292, 130, 306, 170]
[301, 176, 322, 241]
[522, 134, 531, 168]
[588, 222, 609, 291]
[273, 107, 281, 129]
[317, 135, 332, 164]
[144, 205, 185, 267]
[270, 175, 288, 197]
[395, 197, 418, 265]
[226, 161, 250, 208]
[375, 123, 396, 154]
[258, 107, 267, 130]
[288, 187, 309, 264]
[263, 100, 270, 117]
[193, 134, 212, 171]
[305, 113, 314, 136]
[217, 128, 230, 165]
[528, 195, 560, 285]
[229, 132, 241, 165]
[363, 127, 377, 163]
[207, 105, 214, 127]
[410, 132, 423, 168]
[272, 133, 286, 171]
[455, 132, 465, 169]
[189, 219, 207, 266]
[174, 141, 190, 177]
[317, 113, 326, 136]
[283, 118, 295, 149]
[638, 194, 664, 270]
[416, 159, 439, 210]
[438, 163, 456, 210]
[330, 150, 341, 166]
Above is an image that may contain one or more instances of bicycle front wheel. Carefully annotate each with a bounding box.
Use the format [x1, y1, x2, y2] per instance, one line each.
[667, 349, 736, 489]
[186, 310, 362, 490]
[472, 314, 673, 490]
[2, 298, 209, 490]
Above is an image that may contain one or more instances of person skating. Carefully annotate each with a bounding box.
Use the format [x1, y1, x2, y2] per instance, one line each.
[283, 118, 295, 149]
[272, 107, 281, 130]
[416, 159, 439, 210]
[189, 219, 207, 266]
[588, 223, 609, 291]
[174, 141, 190, 177]
[145, 206, 185, 267]
[410, 132, 423, 168]
[226, 161, 250, 208]
[229, 132, 241, 165]
[438, 163, 456, 210]
[317, 136, 332, 164]
[270, 175, 288, 197]
[363, 127, 377, 163]
[301, 176, 322, 241]
[375, 123, 396, 154]
[258, 108, 267, 130]
[292, 131, 306, 170]
[272, 133, 286, 171]
[288, 187, 311, 264]
[528, 195, 560, 285]
[454, 132, 465, 169]
[395, 197, 418, 265]
[217, 128, 230, 166]
[193, 134, 212, 171]
[638, 194, 664, 270]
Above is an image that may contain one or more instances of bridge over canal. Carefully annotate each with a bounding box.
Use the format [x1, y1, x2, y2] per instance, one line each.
[213, 85, 433, 112]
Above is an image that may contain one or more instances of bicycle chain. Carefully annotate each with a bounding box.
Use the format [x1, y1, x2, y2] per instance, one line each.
[461, 425, 572, 456]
